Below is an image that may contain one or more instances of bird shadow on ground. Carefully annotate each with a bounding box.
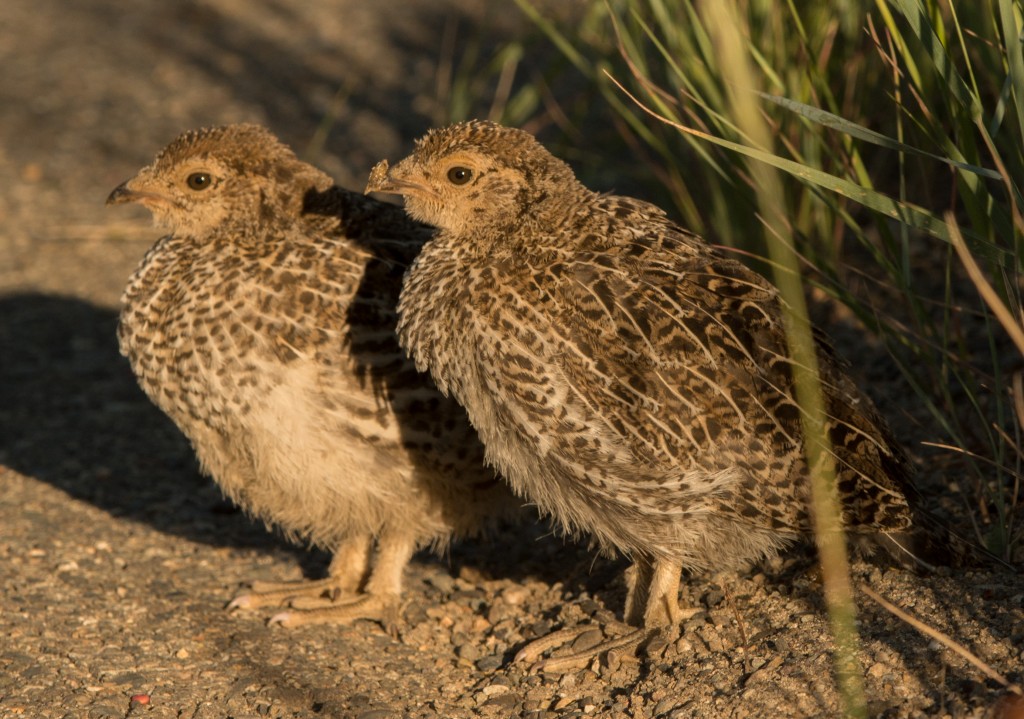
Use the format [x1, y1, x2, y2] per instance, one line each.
[0, 292, 293, 553]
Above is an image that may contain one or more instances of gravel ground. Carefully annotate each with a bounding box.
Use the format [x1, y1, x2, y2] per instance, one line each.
[1, 1, 1022, 717]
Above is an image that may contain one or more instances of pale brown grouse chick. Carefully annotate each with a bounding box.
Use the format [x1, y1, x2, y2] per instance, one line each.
[109, 123, 517, 628]
[367, 120, 927, 665]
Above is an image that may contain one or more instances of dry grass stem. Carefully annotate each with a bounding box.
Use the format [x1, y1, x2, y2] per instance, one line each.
[947, 212, 1024, 357]
[860, 583, 1022, 694]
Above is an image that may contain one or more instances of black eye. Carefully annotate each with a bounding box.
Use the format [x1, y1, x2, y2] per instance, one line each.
[446, 166, 473, 185]
[186, 172, 213, 191]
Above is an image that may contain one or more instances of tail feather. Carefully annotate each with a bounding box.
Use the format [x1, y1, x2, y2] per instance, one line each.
[866, 510, 1017, 573]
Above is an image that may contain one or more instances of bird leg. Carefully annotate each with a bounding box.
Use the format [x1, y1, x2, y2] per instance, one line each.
[515, 556, 693, 673]
[266, 529, 415, 631]
[625, 556, 686, 628]
[228, 533, 373, 611]
[228, 529, 417, 630]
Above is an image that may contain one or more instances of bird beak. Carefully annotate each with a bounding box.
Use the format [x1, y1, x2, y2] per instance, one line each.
[106, 177, 172, 209]
[364, 159, 435, 199]
[106, 181, 138, 206]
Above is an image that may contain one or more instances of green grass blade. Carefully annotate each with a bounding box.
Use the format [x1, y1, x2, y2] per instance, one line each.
[887, 0, 983, 118]
[607, 69, 1012, 266]
[511, 0, 593, 79]
[998, 0, 1024, 144]
[759, 93, 1002, 180]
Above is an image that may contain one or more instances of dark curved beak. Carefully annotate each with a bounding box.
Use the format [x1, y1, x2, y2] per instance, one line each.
[106, 179, 170, 209]
[106, 181, 136, 206]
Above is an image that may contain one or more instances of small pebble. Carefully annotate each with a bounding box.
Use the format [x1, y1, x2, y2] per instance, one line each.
[502, 586, 529, 605]
[425, 572, 456, 594]
[867, 661, 887, 678]
[578, 599, 601, 615]
[355, 710, 394, 719]
[552, 695, 575, 710]
[456, 643, 481, 661]
[484, 693, 519, 710]
[601, 650, 621, 677]
[569, 628, 604, 653]
[654, 698, 677, 715]
[527, 620, 552, 638]
[476, 654, 504, 672]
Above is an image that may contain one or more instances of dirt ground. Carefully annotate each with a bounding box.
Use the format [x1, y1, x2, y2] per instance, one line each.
[1, 1, 1021, 717]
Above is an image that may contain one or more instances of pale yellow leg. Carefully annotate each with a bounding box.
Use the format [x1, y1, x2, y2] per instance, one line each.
[516, 556, 695, 673]
[268, 530, 415, 630]
[228, 533, 373, 611]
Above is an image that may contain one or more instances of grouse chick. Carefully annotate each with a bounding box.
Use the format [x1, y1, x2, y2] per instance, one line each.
[109, 123, 517, 628]
[366, 120, 921, 664]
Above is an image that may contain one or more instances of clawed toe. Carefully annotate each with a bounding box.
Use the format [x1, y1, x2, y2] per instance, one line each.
[267, 593, 400, 629]
[227, 574, 402, 629]
[227, 576, 346, 612]
[286, 595, 338, 610]
[514, 626, 600, 665]
[228, 534, 412, 631]
[514, 620, 656, 674]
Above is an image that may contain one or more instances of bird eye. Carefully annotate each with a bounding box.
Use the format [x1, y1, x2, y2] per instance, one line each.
[186, 172, 213, 191]
[446, 166, 473, 185]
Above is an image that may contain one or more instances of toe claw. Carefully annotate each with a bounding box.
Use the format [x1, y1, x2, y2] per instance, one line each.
[267, 611, 293, 627]
[227, 594, 252, 611]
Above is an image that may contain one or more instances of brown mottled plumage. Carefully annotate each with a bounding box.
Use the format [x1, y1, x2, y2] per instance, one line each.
[366, 120, 928, 664]
[108, 123, 518, 628]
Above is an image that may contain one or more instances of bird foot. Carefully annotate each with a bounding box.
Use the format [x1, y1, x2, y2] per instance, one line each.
[229, 576, 401, 630]
[227, 575, 348, 611]
[267, 593, 401, 631]
[514, 621, 656, 674]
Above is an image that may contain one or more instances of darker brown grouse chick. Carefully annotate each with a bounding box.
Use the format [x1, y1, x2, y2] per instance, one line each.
[366, 120, 944, 665]
[109, 123, 518, 628]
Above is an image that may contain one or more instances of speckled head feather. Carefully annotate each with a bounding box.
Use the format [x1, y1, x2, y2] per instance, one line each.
[108, 123, 332, 237]
[368, 120, 587, 241]
[410, 120, 577, 184]
[151, 123, 303, 180]
[152, 123, 274, 163]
